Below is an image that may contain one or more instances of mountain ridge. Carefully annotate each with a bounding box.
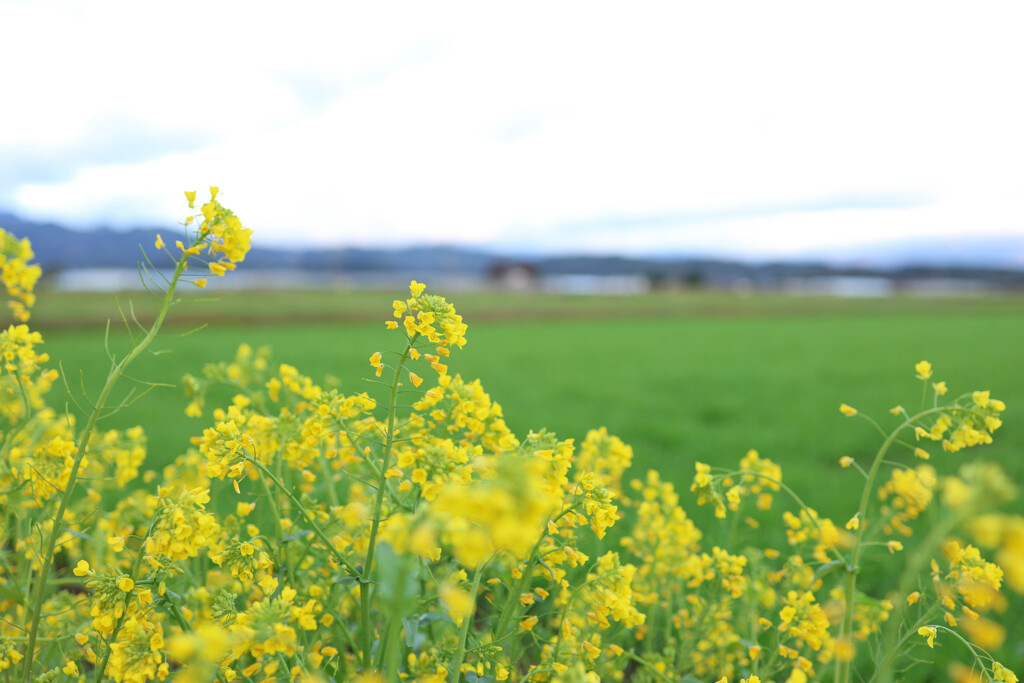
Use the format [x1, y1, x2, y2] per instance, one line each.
[2, 212, 1022, 289]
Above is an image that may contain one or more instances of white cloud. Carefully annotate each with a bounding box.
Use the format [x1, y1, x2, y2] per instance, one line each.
[3, 0, 1023, 258]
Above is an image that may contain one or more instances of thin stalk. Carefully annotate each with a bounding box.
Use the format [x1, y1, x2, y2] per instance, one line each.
[551, 567, 616, 661]
[871, 603, 940, 683]
[91, 517, 159, 683]
[494, 503, 579, 639]
[871, 512, 962, 683]
[449, 563, 485, 683]
[318, 450, 341, 508]
[360, 334, 419, 669]
[21, 256, 187, 683]
[622, 652, 675, 683]
[255, 469, 297, 588]
[159, 597, 228, 683]
[382, 616, 403, 683]
[726, 470, 846, 564]
[835, 406, 950, 683]
[243, 456, 359, 577]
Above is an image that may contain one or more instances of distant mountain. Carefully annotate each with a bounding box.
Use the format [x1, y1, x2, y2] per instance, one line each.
[789, 235, 1024, 270]
[0, 213, 170, 270]
[0, 212, 496, 274]
[2, 212, 1022, 290]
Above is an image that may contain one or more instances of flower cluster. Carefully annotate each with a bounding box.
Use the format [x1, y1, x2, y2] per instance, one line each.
[146, 486, 221, 560]
[0, 228, 41, 322]
[154, 187, 253, 288]
[389, 280, 468, 348]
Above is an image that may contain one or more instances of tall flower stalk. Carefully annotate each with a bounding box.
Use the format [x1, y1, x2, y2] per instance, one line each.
[18, 188, 252, 681]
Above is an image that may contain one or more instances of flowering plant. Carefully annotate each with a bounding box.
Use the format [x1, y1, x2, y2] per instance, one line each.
[0, 191, 1020, 683]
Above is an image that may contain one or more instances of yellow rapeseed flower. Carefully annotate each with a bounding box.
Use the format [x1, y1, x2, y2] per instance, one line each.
[992, 662, 1018, 683]
[439, 582, 473, 626]
[839, 403, 857, 417]
[834, 638, 855, 663]
[918, 626, 937, 648]
[915, 360, 932, 380]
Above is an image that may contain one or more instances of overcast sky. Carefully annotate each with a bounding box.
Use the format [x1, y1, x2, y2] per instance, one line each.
[2, 1, 1023, 261]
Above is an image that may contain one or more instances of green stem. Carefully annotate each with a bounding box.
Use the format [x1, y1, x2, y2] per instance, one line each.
[360, 334, 419, 669]
[255, 469, 297, 588]
[726, 470, 846, 563]
[91, 517, 159, 683]
[449, 563, 485, 683]
[161, 595, 193, 633]
[871, 512, 963, 683]
[0, 372, 34, 459]
[494, 503, 579, 639]
[551, 567, 616, 661]
[871, 603, 940, 683]
[494, 544, 543, 640]
[319, 449, 341, 508]
[382, 616, 403, 683]
[622, 652, 675, 683]
[22, 256, 188, 683]
[161, 587, 230, 683]
[243, 456, 359, 577]
[835, 406, 950, 683]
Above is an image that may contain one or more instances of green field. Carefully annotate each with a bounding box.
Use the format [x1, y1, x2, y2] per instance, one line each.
[30, 286, 1024, 526]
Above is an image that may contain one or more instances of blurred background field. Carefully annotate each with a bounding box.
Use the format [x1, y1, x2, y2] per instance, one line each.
[30, 286, 1024, 524]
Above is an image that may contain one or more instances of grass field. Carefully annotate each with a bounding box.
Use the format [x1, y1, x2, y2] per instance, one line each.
[30, 286, 1024, 527]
